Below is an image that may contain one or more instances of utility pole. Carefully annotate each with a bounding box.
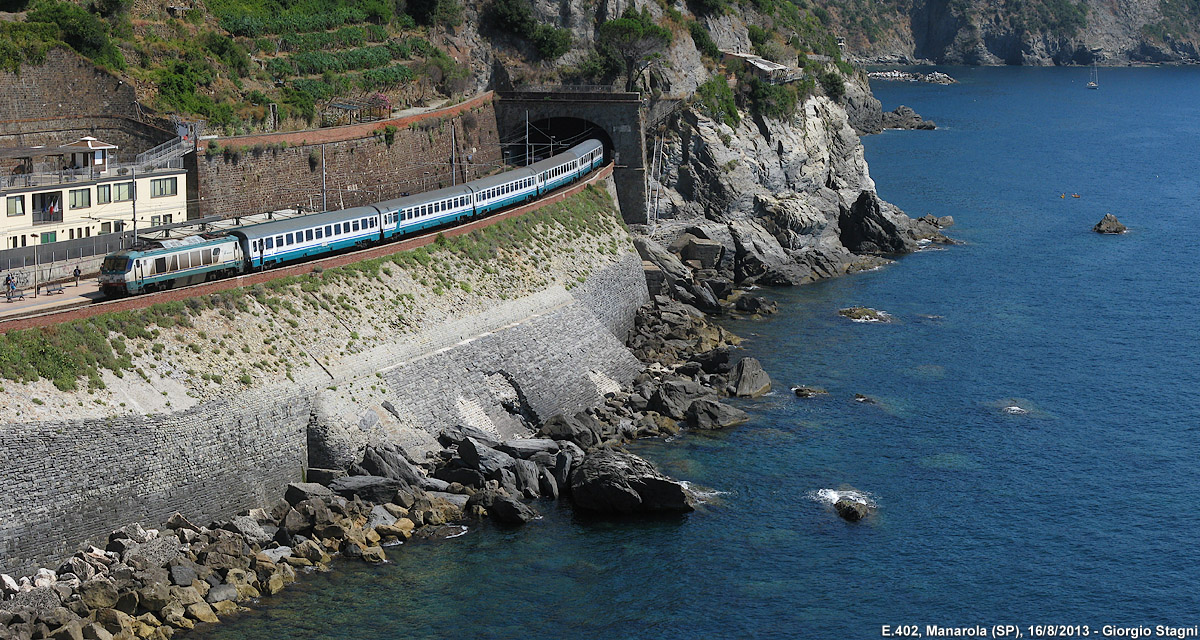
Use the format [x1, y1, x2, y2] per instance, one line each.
[321, 144, 327, 211]
[131, 166, 137, 244]
[451, 124, 456, 186]
[525, 110, 530, 166]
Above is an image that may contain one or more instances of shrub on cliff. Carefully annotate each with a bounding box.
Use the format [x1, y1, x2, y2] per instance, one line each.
[687, 21, 721, 60]
[26, 1, 125, 69]
[489, 0, 573, 60]
[747, 77, 798, 121]
[0, 22, 59, 72]
[695, 75, 740, 127]
[597, 7, 672, 92]
[818, 69, 846, 101]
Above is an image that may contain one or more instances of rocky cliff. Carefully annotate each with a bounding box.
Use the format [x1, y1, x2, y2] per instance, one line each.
[644, 88, 946, 293]
[833, 0, 1200, 65]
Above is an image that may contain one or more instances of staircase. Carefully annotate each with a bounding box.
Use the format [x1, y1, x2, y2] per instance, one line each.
[134, 137, 193, 170]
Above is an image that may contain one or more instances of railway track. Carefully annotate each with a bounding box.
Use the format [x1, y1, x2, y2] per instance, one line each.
[0, 163, 614, 334]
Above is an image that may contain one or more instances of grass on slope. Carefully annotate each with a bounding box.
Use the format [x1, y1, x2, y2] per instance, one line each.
[0, 186, 622, 392]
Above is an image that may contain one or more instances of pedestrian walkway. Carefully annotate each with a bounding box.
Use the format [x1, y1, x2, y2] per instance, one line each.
[0, 278, 103, 320]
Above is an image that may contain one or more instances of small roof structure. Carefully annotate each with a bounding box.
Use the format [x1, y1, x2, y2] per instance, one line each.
[60, 136, 118, 151]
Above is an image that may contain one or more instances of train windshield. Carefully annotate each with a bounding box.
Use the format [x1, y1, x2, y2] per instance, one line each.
[101, 256, 132, 273]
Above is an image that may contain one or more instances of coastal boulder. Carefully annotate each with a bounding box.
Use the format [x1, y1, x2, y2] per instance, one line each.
[284, 483, 334, 506]
[437, 424, 501, 449]
[685, 398, 750, 430]
[496, 439, 561, 459]
[487, 495, 540, 525]
[1093, 214, 1127, 234]
[839, 191, 917, 255]
[356, 444, 425, 487]
[728, 357, 771, 398]
[569, 449, 696, 514]
[881, 105, 936, 130]
[328, 476, 405, 504]
[538, 414, 600, 449]
[458, 437, 517, 478]
[649, 380, 715, 420]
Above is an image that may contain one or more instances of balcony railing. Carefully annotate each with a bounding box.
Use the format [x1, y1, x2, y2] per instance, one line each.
[2, 156, 185, 192]
[32, 210, 64, 226]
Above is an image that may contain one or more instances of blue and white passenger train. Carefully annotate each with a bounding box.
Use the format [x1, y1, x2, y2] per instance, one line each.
[98, 139, 605, 296]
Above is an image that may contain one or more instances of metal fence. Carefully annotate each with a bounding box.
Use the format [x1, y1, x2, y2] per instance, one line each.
[0, 231, 136, 271]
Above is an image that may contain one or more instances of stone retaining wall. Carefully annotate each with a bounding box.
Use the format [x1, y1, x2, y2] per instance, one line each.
[0, 386, 309, 575]
[0, 227, 650, 576]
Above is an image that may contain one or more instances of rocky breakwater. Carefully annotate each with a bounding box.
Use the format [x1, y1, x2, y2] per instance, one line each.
[0, 471, 473, 640]
[421, 292, 775, 519]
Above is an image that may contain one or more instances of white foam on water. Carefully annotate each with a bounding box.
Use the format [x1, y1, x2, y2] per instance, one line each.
[680, 481, 731, 503]
[807, 488, 878, 508]
[443, 526, 470, 539]
[1003, 405, 1029, 415]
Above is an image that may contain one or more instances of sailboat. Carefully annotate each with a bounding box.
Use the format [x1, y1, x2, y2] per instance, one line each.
[1087, 63, 1099, 89]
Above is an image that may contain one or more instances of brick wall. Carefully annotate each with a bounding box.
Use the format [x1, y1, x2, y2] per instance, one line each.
[192, 94, 502, 219]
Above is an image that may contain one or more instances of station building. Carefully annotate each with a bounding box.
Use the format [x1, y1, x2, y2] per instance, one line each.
[0, 136, 187, 248]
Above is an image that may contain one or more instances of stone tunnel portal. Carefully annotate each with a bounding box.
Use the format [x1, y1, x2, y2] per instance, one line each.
[495, 90, 647, 224]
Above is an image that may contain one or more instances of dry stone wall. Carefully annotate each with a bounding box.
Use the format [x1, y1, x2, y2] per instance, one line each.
[0, 49, 173, 155]
[191, 96, 502, 219]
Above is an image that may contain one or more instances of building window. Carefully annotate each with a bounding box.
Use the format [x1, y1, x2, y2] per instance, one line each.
[6, 196, 24, 217]
[163, 214, 173, 225]
[100, 222, 111, 234]
[70, 188, 91, 209]
[151, 216, 161, 227]
[150, 177, 177, 198]
[32, 192, 63, 225]
[40, 231, 56, 244]
[97, 185, 111, 204]
[114, 182, 134, 202]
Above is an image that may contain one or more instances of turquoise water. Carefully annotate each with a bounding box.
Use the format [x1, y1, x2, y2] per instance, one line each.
[198, 67, 1200, 639]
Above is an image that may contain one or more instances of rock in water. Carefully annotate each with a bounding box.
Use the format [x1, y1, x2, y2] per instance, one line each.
[792, 385, 829, 398]
[728, 357, 771, 398]
[835, 498, 871, 522]
[1093, 214, 1127, 234]
[570, 449, 695, 514]
[685, 398, 750, 430]
[838, 307, 891, 323]
[881, 105, 936, 130]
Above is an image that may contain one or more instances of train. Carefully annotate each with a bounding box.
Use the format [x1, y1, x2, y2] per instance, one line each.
[98, 139, 605, 297]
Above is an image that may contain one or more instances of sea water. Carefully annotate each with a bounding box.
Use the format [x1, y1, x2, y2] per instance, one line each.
[197, 66, 1200, 639]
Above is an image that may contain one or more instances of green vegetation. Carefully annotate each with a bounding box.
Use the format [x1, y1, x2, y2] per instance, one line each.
[596, 7, 673, 92]
[1001, 0, 1087, 35]
[1, 0, 471, 133]
[0, 22, 60, 72]
[687, 21, 721, 60]
[489, 0, 573, 60]
[695, 75, 740, 127]
[25, 1, 126, 69]
[1145, 0, 1195, 41]
[818, 69, 845, 101]
[746, 77, 798, 121]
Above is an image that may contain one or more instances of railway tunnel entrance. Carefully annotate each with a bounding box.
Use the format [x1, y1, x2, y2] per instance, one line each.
[504, 117, 615, 168]
[495, 89, 647, 224]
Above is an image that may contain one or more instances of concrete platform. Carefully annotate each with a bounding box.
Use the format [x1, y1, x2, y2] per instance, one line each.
[0, 278, 103, 320]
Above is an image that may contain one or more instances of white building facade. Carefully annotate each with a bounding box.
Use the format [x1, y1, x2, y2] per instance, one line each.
[0, 137, 187, 249]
